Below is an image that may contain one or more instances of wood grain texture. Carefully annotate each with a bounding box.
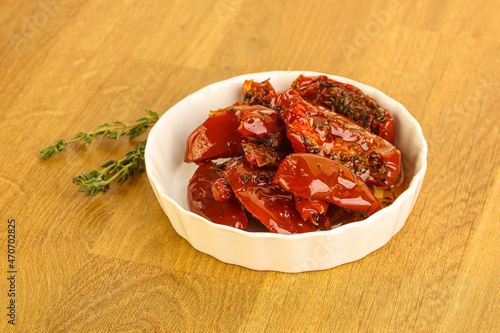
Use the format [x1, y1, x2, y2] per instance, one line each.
[0, 0, 498, 331]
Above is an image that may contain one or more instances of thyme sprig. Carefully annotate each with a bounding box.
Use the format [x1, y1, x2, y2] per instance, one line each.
[72, 140, 147, 196]
[40, 109, 158, 160]
[40, 110, 158, 195]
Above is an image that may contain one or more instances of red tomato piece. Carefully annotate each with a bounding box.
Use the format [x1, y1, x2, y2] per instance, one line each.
[211, 178, 233, 202]
[292, 75, 395, 142]
[242, 142, 283, 168]
[223, 159, 317, 234]
[185, 104, 283, 164]
[294, 197, 330, 224]
[273, 153, 382, 216]
[274, 89, 401, 189]
[237, 108, 285, 142]
[184, 106, 245, 164]
[242, 79, 277, 108]
[188, 161, 248, 229]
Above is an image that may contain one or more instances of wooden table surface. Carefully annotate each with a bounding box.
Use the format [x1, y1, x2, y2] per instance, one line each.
[1, 0, 498, 332]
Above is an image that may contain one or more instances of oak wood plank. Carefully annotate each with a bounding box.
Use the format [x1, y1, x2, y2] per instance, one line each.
[0, 0, 498, 331]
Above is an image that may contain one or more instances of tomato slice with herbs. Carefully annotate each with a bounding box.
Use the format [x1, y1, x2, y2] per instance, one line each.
[242, 79, 277, 108]
[273, 153, 382, 216]
[223, 158, 317, 234]
[237, 108, 285, 143]
[242, 142, 283, 168]
[274, 89, 401, 189]
[185, 104, 283, 164]
[292, 75, 396, 142]
[188, 161, 248, 229]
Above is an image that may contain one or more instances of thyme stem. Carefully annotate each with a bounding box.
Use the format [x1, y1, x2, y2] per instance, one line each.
[72, 140, 147, 196]
[40, 109, 158, 160]
[41, 110, 158, 195]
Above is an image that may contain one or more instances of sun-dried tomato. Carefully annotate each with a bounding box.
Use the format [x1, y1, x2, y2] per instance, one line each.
[187, 161, 248, 229]
[273, 153, 382, 216]
[274, 89, 401, 189]
[292, 75, 395, 142]
[223, 158, 317, 234]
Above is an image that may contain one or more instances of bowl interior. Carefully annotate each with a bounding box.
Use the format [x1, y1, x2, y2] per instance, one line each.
[145, 71, 427, 236]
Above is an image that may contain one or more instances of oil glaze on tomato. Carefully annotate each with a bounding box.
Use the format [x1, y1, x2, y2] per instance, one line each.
[187, 161, 248, 229]
[223, 159, 316, 234]
[273, 153, 381, 215]
[274, 89, 401, 189]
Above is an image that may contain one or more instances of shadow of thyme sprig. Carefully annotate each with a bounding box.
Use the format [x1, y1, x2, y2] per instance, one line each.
[73, 140, 147, 196]
[40, 110, 158, 195]
[40, 109, 158, 160]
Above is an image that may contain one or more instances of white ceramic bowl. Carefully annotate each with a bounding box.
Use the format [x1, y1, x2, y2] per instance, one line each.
[145, 71, 427, 273]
